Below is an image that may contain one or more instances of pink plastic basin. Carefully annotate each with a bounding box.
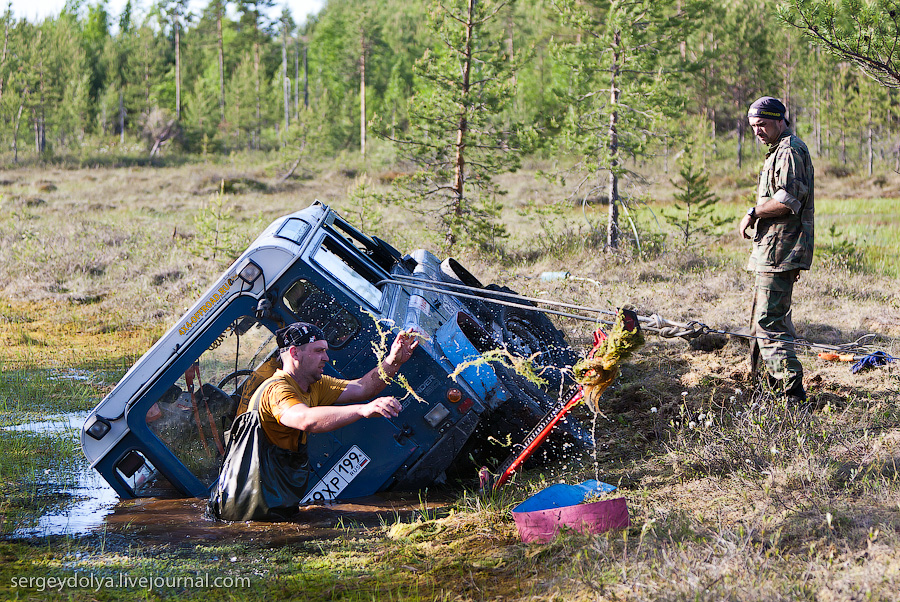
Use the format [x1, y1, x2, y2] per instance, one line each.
[512, 481, 630, 543]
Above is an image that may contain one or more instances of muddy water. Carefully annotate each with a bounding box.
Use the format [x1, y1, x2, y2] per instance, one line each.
[3, 412, 449, 543]
[105, 494, 451, 546]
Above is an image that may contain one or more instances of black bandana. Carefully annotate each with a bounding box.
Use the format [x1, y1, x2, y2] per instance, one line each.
[748, 96, 786, 121]
[276, 322, 326, 349]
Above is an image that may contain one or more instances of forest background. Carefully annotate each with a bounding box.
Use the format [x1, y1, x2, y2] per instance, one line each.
[1, 0, 895, 182]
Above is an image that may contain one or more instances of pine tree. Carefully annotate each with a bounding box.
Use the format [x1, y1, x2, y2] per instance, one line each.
[377, 0, 520, 252]
[235, 0, 274, 149]
[694, 0, 779, 170]
[663, 147, 728, 245]
[82, 1, 110, 123]
[158, 0, 190, 121]
[2, 19, 38, 160]
[780, 0, 900, 88]
[279, 8, 295, 142]
[551, 0, 706, 250]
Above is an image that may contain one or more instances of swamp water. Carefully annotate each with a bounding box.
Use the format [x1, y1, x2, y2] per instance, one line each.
[2, 411, 119, 538]
[1, 411, 449, 544]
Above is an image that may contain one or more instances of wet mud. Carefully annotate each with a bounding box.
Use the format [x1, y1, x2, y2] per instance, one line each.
[4, 410, 449, 544]
[102, 494, 452, 547]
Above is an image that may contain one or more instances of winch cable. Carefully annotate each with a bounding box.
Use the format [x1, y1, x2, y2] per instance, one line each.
[380, 276, 899, 362]
[385, 275, 734, 338]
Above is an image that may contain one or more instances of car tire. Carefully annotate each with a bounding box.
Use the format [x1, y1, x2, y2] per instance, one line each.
[500, 304, 580, 396]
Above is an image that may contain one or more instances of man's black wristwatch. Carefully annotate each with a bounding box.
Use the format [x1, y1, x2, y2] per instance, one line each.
[747, 206, 757, 220]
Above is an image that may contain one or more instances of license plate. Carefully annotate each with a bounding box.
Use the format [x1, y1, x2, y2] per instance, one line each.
[301, 446, 370, 504]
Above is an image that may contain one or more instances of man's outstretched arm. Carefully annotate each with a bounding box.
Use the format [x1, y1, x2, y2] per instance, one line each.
[278, 396, 402, 434]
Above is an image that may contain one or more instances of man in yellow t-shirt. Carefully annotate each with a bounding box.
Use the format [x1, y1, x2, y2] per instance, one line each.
[241, 321, 419, 452]
[213, 321, 419, 521]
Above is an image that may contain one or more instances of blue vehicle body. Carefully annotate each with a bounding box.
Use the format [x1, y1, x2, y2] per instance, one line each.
[81, 201, 583, 501]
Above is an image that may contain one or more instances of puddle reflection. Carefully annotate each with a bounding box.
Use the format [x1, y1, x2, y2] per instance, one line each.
[3, 411, 119, 538]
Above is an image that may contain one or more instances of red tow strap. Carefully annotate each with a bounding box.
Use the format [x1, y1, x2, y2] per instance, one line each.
[184, 363, 225, 456]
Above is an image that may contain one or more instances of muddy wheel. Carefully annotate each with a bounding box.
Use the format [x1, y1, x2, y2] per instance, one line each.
[502, 306, 579, 396]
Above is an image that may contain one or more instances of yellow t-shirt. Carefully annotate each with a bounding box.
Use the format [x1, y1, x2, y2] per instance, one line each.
[242, 369, 348, 451]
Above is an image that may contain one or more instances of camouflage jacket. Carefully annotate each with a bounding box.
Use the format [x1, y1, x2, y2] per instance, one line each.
[748, 129, 815, 272]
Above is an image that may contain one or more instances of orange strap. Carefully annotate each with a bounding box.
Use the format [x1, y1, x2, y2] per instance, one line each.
[184, 363, 212, 457]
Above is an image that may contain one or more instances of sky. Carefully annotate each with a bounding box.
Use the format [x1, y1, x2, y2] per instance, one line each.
[6, 0, 326, 24]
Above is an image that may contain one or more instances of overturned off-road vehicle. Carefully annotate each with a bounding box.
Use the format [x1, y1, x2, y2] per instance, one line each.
[81, 201, 589, 502]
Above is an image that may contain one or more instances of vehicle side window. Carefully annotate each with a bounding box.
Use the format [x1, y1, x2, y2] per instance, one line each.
[282, 279, 360, 347]
[313, 236, 384, 309]
[145, 318, 278, 491]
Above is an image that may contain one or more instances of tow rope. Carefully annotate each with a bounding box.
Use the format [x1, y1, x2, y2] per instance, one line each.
[380, 275, 895, 488]
[380, 275, 899, 367]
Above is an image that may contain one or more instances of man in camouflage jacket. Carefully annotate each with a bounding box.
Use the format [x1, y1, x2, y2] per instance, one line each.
[737, 96, 814, 403]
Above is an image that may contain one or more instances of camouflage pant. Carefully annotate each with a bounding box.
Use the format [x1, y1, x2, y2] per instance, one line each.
[750, 270, 805, 398]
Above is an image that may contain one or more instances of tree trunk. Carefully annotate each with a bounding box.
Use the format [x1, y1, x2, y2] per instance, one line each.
[506, 4, 517, 115]
[450, 0, 476, 249]
[607, 29, 621, 251]
[0, 10, 10, 103]
[814, 46, 821, 157]
[294, 42, 300, 117]
[664, 135, 669, 174]
[34, 109, 40, 154]
[840, 127, 846, 164]
[783, 44, 793, 129]
[175, 17, 181, 121]
[218, 8, 226, 126]
[895, 139, 899, 173]
[145, 54, 151, 104]
[868, 114, 874, 176]
[37, 52, 45, 154]
[14, 94, 26, 163]
[254, 41, 261, 150]
[235, 97, 241, 147]
[303, 44, 309, 109]
[282, 21, 290, 140]
[119, 91, 125, 144]
[360, 29, 366, 157]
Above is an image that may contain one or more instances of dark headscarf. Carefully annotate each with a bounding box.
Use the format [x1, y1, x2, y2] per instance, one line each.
[276, 322, 326, 349]
[748, 96, 787, 121]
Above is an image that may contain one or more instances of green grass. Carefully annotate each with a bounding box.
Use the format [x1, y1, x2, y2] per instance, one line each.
[0, 429, 82, 535]
[817, 198, 900, 276]
[0, 364, 118, 417]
